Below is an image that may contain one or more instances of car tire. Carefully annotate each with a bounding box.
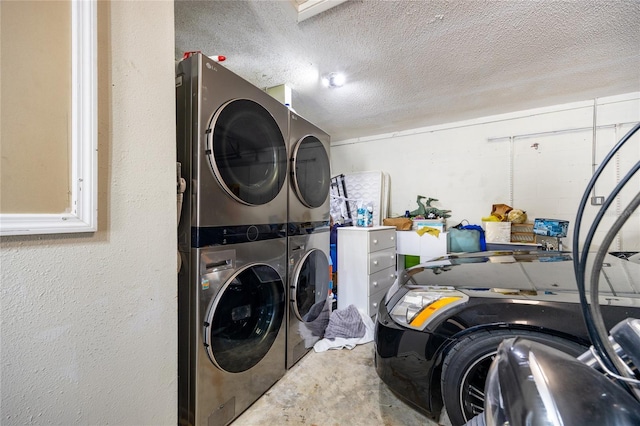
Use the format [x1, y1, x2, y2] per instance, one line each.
[441, 329, 587, 426]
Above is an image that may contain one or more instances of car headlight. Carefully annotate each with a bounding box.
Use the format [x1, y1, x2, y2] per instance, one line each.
[389, 288, 468, 330]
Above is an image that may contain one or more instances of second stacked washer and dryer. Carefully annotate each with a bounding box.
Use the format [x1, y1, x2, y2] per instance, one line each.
[286, 111, 332, 369]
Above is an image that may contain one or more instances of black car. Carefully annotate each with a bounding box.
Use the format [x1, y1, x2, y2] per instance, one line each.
[374, 250, 640, 425]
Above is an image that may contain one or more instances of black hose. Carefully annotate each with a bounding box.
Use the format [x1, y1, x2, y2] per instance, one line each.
[572, 122, 640, 375]
[589, 190, 640, 383]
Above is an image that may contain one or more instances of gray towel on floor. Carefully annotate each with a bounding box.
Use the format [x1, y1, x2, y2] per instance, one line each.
[303, 298, 331, 337]
[323, 304, 366, 340]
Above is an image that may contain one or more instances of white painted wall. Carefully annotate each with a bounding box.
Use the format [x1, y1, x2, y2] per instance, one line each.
[0, 2, 177, 424]
[331, 93, 640, 250]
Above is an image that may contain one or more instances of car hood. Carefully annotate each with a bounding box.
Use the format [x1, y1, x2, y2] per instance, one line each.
[400, 250, 640, 298]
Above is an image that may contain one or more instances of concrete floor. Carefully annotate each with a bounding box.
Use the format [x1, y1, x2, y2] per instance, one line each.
[232, 342, 451, 425]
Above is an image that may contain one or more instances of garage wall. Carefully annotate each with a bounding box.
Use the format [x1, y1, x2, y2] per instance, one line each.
[0, 2, 177, 425]
[331, 93, 640, 250]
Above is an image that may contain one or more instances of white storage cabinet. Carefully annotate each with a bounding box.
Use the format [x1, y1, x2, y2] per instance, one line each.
[337, 226, 397, 317]
[395, 230, 448, 270]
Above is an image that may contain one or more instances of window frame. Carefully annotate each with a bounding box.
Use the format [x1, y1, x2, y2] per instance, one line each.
[0, 0, 97, 236]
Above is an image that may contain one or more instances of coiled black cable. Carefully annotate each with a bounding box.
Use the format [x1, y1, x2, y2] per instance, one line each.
[572, 122, 640, 377]
[590, 190, 640, 384]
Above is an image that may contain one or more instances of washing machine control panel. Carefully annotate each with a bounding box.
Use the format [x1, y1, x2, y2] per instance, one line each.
[192, 224, 286, 247]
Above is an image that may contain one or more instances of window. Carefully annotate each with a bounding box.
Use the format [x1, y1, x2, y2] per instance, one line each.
[0, 0, 97, 236]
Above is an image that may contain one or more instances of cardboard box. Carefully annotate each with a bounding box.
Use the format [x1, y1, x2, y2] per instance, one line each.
[533, 218, 569, 237]
[511, 223, 534, 243]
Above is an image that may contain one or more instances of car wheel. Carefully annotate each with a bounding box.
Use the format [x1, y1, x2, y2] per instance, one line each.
[441, 329, 587, 426]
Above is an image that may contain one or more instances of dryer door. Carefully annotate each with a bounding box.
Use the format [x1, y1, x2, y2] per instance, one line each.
[291, 248, 330, 322]
[204, 263, 285, 373]
[206, 99, 287, 206]
[291, 135, 331, 208]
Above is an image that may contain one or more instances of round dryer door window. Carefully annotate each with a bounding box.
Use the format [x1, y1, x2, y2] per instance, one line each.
[207, 99, 287, 206]
[292, 249, 330, 322]
[291, 136, 330, 208]
[204, 263, 285, 373]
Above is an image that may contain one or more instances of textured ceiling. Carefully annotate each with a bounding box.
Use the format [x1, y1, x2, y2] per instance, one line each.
[175, 0, 640, 141]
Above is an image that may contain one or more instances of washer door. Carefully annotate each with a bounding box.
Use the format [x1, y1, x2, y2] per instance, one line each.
[206, 99, 287, 206]
[292, 249, 330, 322]
[204, 263, 285, 373]
[291, 135, 330, 208]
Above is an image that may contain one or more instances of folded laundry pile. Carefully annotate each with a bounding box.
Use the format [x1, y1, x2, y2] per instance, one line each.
[313, 304, 374, 352]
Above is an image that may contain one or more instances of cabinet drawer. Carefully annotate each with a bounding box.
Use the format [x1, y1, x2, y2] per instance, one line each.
[369, 248, 396, 274]
[368, 288, 388, 317]
[368, 267, 396, 295]
[368, 229, 396, 252]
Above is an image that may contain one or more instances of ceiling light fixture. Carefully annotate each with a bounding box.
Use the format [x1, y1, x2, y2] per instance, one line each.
[322, 72, 346, 88]
[294, 0, 348, 23]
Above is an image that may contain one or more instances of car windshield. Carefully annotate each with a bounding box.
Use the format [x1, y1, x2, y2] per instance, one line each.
[399, 251, 640, 297]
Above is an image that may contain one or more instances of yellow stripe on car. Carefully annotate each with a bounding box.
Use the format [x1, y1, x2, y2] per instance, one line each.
[409, 297, 462, 327]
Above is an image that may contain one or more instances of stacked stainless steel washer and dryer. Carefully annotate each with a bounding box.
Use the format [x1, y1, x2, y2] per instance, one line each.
[176, 53, 331, 425]
[176, 53, 289, 426]
[286, 112, 332, 369]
